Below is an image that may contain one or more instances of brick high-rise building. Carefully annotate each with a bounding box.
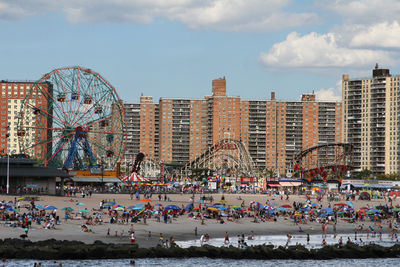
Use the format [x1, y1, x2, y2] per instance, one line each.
[343, 64, 399, 174]
[0, 81, 52, 159]
[123, 78, 342, 176]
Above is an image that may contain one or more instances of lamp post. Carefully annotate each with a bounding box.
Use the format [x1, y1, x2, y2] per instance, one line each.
[6, 152, 9, 194]
[5, 126, 10, 194]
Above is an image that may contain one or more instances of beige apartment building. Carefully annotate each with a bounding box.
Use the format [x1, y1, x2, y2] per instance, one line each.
[123, 78, 342, 175]
[343, 64, 400, 174]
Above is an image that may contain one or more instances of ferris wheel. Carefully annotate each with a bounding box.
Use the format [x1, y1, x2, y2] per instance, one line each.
[17, 66, 126, 170]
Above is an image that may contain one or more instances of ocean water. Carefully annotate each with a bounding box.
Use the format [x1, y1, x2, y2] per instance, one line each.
[4, 258, 400, 267]
[176, 233, 400, 249]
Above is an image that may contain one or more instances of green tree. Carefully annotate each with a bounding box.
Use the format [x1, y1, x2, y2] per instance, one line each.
[356, 169, 372, 179]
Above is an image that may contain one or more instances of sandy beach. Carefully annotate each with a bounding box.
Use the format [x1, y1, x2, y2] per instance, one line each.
[0, 193, 395, 248]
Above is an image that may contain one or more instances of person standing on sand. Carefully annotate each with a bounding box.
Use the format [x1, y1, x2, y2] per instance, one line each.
[194, 227, 198, 236]
[307, 233, 310, 245]
[224, 232, 230, 245]
[200, 234, 205, 246]
[333, 223, 337, 238]
[159, 233, 164, 245]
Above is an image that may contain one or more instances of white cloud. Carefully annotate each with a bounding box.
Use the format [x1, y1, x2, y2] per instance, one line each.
[350, 21, 400, 49]
[315, 80, 342, 101]
[327, 0, 400, 26]
[315, 88, 341, 101]
[0, 0, 319, 31]
[0, 0, 57, 20]
[260, 32, 393, 68]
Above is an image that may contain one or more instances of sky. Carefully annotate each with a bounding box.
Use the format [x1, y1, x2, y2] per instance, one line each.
[1, 0, 400, 103]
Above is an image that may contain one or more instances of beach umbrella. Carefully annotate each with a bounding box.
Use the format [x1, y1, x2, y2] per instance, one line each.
[113, 204, 124, 209]
[141, 199, 152, 202]
[135, 203, 145, 207]
[321, 208, 334, 213]
[208, 207, 219, 212]
[346, 201, 354, 209]
[127, 206, 136, 210]
[311, 203, 319, 207]
[281, 204, 292, 208]
[233, 206, 241, 209]
[277, 207, 288, 211]
[155, 204, 163, 207]
[131, 206, 144, 210]
[218, 206, 228, 210]
[369, 208, 380, 213]
[62, 207, 74, 212]
[303, 203, 312, 208]
[265, 206, 274, 210]
[17, 197, 24, 201]
[76, 202, 84, 206]
[44, 206, 57, 210]
[164, 205, 181, 211]
[300, 208, 310, 212]
[269, 202, 278, 207]
[103, 202, 116, 208]
[192, 208, 200, 211]
[114, 207, 124, 211]
[5, 208, 18, 212]
[185, 203, 194, 211]
[392, 208, 400, 212]
[35, 205, 44, 209]
[334, 203, 348, 206]
[79, 209, 89, 213]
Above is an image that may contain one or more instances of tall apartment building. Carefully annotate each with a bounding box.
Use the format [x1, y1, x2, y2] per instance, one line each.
[343, 64, 399, 174]
[123, 78, 342, 175]
[0, 81, 51, 159]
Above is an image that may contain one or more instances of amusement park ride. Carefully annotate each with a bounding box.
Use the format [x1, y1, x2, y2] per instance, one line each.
[292, 143, 354, 183]
[17, 66, 127, 178]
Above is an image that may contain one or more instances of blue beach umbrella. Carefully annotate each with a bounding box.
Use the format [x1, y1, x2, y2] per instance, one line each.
[5, 208, 17, 212]
[36, 204, 44, 209]
[103, 202, 116, 208]
[321, 208, 334, 213]
[218, 206, 228, 210]
[164, 205, 181, 211]
[277, 207, 288, 211]
[45, 206, 57, 210]
[346, 201, 354, 209]
[76, 202, 84, 206]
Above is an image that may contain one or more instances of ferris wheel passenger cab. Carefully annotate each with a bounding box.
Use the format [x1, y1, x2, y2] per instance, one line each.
[71, 93, 79, 100]
[84, 97, 92, 104]
[57, 94, 66, 102]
